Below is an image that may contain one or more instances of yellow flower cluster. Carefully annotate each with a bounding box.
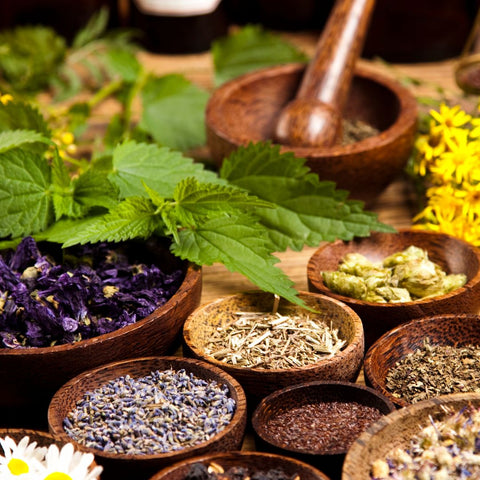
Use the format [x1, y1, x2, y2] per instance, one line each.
[411, 104, 480, 247]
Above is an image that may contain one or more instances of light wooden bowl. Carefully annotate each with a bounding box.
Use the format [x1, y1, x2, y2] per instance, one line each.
[364, 314, 480, 408]
[182, 291, 364, 401]
[252, 381, 395, 480]
[307, 229, 480, 350]
[149, 451, 331, 480]
[342, 392, 480, 480]
[0, 428, 101, 479]
[0, 238, 202, 429]
[206, 63, 417, 206]
[48, 356, 247, 480]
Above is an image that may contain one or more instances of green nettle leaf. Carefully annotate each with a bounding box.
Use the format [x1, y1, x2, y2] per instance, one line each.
[173, 177, 274, 226]
[0, 130, 49, 153]
[73, 169, 119, 210]
[104, 49, 142, 83]
[0, 101, 51, 137]
[172, 214, 303, 306]
[60, 197, 162, 247]
[109, 140, 221, 199]
[0, 26, 66, 94]
[220, 142, 395, 251]
[71, 7, 109, 48]
[0, 148, 53, 238]
[138, 74, 209, 151]
[51, 151, 80, 220]
[212, 24, 309, 86]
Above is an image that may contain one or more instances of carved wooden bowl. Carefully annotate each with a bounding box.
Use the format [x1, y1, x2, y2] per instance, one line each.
[0, 238, 202, 429]
[48, 356, 247, 480]
[206, 63, 418, 206]
[342, 393, 480, 480]
[149, 451, 331, 480]
[0, 428, 102, 479]
[364, 314, 480, 408]
[251, 381, 395, 480]
[182, 291, 364, 402]
[307, 229, 480, 350]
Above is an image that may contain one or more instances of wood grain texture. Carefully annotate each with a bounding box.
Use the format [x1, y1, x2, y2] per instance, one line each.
[364, 314, 480, 407]
[206, 62, 418, 206]
[149, 451, 331, 480]
[307, 229, 480, 349]
[342, 393, 480, 480]
[0, 239, 202, 429]
[274, 0, 376, 147]
[48, 356, 247, 480]
[183, 291, 364, 401]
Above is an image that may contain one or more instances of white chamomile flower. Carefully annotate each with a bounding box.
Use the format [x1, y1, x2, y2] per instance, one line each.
[0, 435, 46, 478]
[40, 443, 102, 480]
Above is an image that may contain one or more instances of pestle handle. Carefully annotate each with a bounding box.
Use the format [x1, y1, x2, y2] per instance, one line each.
[274, 0, 376, 147]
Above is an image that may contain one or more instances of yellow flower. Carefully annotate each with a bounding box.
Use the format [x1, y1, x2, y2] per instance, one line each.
[429, 103, 471, 139]
[0, 94, 13, 105]
[453, 181, 480, 221]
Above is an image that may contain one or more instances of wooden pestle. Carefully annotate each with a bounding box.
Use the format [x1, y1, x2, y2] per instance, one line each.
[274, 0, 376, 147]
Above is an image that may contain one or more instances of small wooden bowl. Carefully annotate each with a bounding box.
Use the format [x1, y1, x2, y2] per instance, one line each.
[206, 63, 417, 206]
[307, 229, 480, 350]
[182, 291, 364, 401]
[342, 392, 480, 480]
[0, 238, 202, 429]
[48, 356, 247, 480]
[149, 451, 331, 480]
[0, 428, 101, 479]
[364, 314, 480, 408]
[252, 381, 395, 480]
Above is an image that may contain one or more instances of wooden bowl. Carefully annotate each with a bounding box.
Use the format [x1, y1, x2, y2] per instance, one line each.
[0, 238, 202, 429]
[0, 428, 102, 479]
[342, 392, 480, 480]
[48, 356, 247, 480]
[252, 381, 395, 480]
[364, 314, 480, 408]
[149, 451, 331, 480]
[307, 229, 480, 350]
[182, 291, 364, 401]
[206, 63, 418, 206]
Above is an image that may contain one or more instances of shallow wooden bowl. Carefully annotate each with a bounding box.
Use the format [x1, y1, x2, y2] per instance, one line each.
[183, 291, 364, 401]
[252, 381, 395, 480]
[48, 356, 247, 480]
[307, 229, 480, 350]
[206, 63, 417, 206]
[342, 392, 480, 480]
[0, 237, 202, 429]
[149, 451, 331, 480]
[364, 314, 480, 408]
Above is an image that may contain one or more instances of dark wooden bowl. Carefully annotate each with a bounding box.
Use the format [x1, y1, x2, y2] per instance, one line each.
[182, 291, 364, 402]
[307, 229, 480, 350]
[0, 428, 101, 479]
[342, 392, 480, 480]
[48, 356, 247, 480]
[252, 381, 395, 480]
[0, 238, 202, 429]
[206, 63, 417, 206]
[149, 451, 331, 480]
[364, 314, 480, 408]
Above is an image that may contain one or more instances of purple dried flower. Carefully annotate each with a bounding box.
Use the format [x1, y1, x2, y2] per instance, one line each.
[0, 237, 184, 348]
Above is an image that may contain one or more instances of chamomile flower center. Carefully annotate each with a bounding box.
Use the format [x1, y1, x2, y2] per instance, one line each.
[8, 457, 29, 475]
[44, 473, 72, 480]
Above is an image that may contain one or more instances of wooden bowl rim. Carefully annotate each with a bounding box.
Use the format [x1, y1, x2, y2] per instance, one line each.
[183, 290, 364, 374]
[206, 62, 418, 157]
[48, 356, 247, 461]
[0, 261, 201, 357]
[342, 392, 480, 480]
[251, 380, 396, 456]
[149, 450, 331, 480]
[307, 228, 480, 308]
[364, 313, 480, 407]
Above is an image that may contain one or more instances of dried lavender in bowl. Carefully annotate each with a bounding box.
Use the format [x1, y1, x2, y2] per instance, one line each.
[0, 236, 184, 348]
